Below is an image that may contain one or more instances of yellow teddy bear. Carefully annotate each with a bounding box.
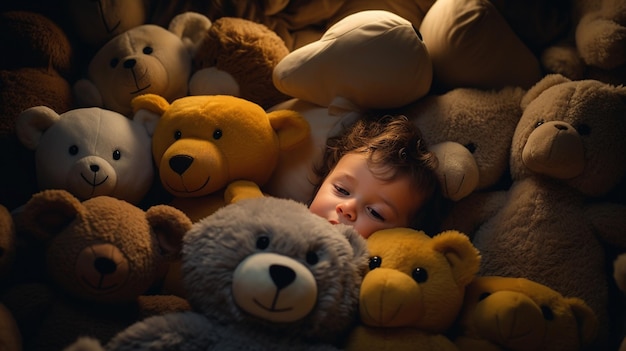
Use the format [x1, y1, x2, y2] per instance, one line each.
[454, 276, 598, 351]
[132, 93, 310, 223]
[343, 227, 481, 351]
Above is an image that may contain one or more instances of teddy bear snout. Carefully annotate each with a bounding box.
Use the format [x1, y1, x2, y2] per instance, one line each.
[63, 157, 117, 200]
[521, 120, 585, 179]
[74, 243, 130, 293]
[232, 252, 317, 323]
[359, 268, 422, 327]
[473, 291, 545, 350]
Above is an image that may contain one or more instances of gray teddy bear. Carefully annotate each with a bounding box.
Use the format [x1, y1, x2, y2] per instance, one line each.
[65, 196, 369, 351]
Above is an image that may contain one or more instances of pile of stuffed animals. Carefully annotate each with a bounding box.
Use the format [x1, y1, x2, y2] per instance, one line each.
[1, 0, 626, 350]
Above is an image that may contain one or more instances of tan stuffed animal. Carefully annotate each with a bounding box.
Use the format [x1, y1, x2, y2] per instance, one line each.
[73, 12, 211, 116]
[541, 0, 626, 85]
[189, 16, 291, 110]
[454, 276, 598, 351]
[2, 189, 192, 351]
[343, 227, 481, 351]
[442, 74, 626, 349]
[402, 86, 525, 201]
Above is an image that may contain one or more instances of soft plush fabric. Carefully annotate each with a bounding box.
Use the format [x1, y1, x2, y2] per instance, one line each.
[64, 196, 369, 351]
[2, 189, 193, 351]
[73, 12, 211, 116]
[402, 86, 525, 201]
[343, 228, 481, 351]
[0, 204, 20, 351]
[189, 16, 291, 110]
[0, 11, 75, 211]
[442, 74, 626, 350]
[454, 276, 598, 351]
[420, 0, 543, 91]
[131, 93, 310, 223]
[541, 0, 626, 84]
[15, 106, 154, 205]
[273, 10, 433, 112]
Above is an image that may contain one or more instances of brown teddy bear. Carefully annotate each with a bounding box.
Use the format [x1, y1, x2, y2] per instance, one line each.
[442, 74, 626, 349]
[0, 204, 22, 351]
[454, 276, 599, 351]
[541, 0, 626, 85]
[0, 10, 76, 211]
[402, 86, 525, 202]
[189, 16, 291, 110]
[64, 195, 369, 351]
[2, 189, 192, 351]
[343, 227, 481, 351]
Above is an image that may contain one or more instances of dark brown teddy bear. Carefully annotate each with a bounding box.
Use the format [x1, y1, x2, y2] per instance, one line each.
[2, 189, 192, 351]
[0, 11, 76, 211]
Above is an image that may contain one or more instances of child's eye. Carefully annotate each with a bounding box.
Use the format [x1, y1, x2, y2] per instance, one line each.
[368, 207, 385, 221]
[334, 185, 349, 196]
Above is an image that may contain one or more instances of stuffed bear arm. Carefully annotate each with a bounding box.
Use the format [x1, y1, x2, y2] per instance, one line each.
[224, 180, 264, 204]
[442, 190, 508, 238]
[103, 311, 215, 350]
[585, 202, 626, 249]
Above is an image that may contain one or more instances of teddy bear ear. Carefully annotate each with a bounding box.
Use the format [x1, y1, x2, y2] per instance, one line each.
[565, 296, 599, 347]
[168, 12, 212, 56]
[145, 205, 193, 260]
[430, 230, 481, 287]
[15, 105, 61, 150]
[520, 73, 571, 109]
[335, 224, 369, 273]
[17, 189, 82, 241]
[72, 78, 104, 109]
[131, 93, 170, 136]
[267, 109, 311, 151]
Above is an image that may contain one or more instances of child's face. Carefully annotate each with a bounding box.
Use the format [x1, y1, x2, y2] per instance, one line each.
[309, 152, 426, 238]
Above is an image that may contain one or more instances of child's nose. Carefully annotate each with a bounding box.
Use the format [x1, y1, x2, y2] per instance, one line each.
[336, 201, 356, 221]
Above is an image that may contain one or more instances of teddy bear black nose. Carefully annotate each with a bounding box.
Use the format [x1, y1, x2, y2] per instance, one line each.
[269, 264, 296, 290]
[93, 257, 117, 275]
[90, 164, 99, 172]
[123, 58, 136, 69]
[169, 155, 194, 175]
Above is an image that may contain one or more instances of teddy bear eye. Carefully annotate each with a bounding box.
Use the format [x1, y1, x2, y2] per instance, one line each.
[412, 267, 428, 283]
[575, 123, 591, 136]
[535, 120, 544, 128]
[112, 150, 121, 160]
[368, 256, 382, 270]
[68, 145, 79, 155]
[256, 235, 270, 250]
[464, 142, 477, 154]
[174, 130, 182, 140]
[305, 251, 319, 265]
[541, 305, 554, 321]
[213, 128, 223, 140]
[109, 58, 119, 68]
[143, 46, 153, 55]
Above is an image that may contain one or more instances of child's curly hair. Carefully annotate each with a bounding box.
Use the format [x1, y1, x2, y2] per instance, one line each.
[312, 114, 443, 234]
